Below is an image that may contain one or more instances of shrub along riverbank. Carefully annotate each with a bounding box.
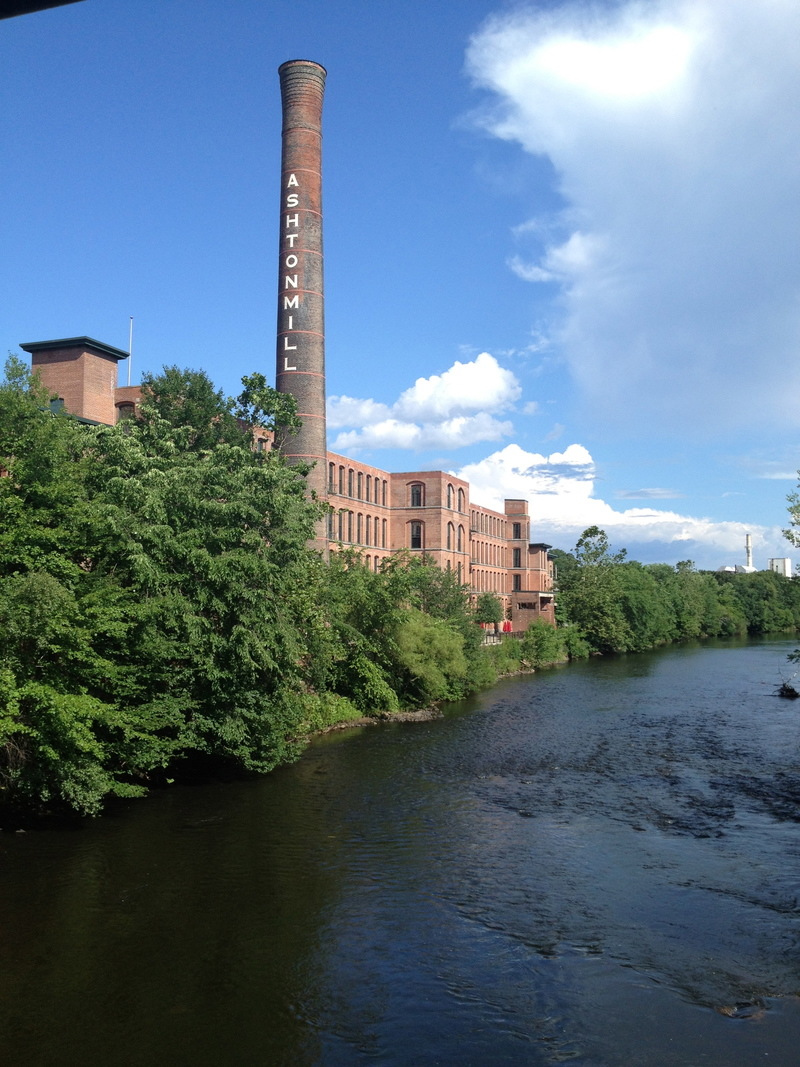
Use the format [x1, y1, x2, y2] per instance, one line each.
[2, 359, 798, 819]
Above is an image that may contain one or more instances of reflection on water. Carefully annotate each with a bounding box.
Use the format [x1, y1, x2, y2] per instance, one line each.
[3, 638, 800, 1065]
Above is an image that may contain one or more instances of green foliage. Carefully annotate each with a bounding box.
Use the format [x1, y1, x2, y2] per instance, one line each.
[481, 638, 521, 678]
[519, 619, 567, 669]
[556, 528, 633, 654]
[0, 358, 330, 816]
[553, 528, 799, 656]
[474, 592, 503, 625]
[233, 372, 302, 447]
[393, 609, 468, 704]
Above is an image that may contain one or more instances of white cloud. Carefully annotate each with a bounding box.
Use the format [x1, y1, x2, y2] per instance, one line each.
[467, 0, 800, 435]
[393, 352, 520, 420]
[327, 395, 391, 430]
[328, 351, 521, 452]
[455, 443, 790, 568]
[332, 412, 514, 453]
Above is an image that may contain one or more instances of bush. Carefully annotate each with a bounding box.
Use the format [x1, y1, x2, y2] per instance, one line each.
[520, 620, 567, 669]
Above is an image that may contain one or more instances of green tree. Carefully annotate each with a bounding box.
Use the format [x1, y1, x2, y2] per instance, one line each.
[474, 592, 503, 627]
[557, 527, 632, 654]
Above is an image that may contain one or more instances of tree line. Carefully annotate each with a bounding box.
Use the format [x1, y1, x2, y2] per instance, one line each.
[2, 359, 798, 818]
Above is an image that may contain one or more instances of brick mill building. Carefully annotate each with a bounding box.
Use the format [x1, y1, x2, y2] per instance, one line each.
[18, 60, 556, 632]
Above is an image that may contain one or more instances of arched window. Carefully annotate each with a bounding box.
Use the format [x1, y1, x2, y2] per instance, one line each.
[328, 462, 336, 492]
[357, 472, 363, 499]
[337, 511, 344, 541]
[410, 522, 423, 550]
[348, 469, 354, 497]
[338, 466, 345, 494]
[447, 522, 454, 550]
[347, 511, 353, 542]
[382, 518, 387, 547]
[457, 525, 464, 552]
[447, 484, 454, 509]
[327, 511, 334, 538]
[410, 482, 424, 507]
[366, 474, 372, 502]
[458, 488, 465, 513]
[357, 513, 363, 544]
[365, 515, 372, 546]
[383, 480, 388, 506]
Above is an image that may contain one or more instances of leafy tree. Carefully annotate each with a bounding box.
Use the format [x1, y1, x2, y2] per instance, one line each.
[136, 365, 245, 451]
[557, 527, 633, 654]
[233, 372, 302, 448]
[475, 592, 503, 626]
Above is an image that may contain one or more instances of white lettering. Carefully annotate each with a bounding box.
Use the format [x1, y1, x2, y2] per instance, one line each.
[283, 294, 299, 309]
[286, 193, 299, 207]
[287, 315, 294, 329]
[285, 254, 298, 268]
[284, 356, 297, 370]
[285, 214, 299, 228]
[287, 174, 299, 187]
[286, 233, 299, 247]
[285, 275, 298, 289]
[284, 337, 297, 351]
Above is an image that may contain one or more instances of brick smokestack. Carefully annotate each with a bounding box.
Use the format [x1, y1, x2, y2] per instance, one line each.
[276, 59, 328, 546]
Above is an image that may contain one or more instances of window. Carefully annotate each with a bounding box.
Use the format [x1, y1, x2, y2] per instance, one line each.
[329, 463, 336, 492]
[410, 522, 423, 550]
[513, 574, 521, 591]
[366, 474, 372, 502]
[447, 523, 454, 550]
[357, 472, 363, 499]
[337, 511, 344, 541]
[366, 515, 372, 546]
[513, 548, 522, 568]
[382, 480, 387, 506]
[447, 484, 454, 509]
[348, 469, 354, 497]
[410, 482, 424, 507]
[347, 511, 353, 542]
[457, 525, 464, 552]
[338, 466, 344, 494]
[513, 522, 521, 539]
[327, 512, 334, 538]
[458, 488, 465, 513]
[382, 518, 387, 547]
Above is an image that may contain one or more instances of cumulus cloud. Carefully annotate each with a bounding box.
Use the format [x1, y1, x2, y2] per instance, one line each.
[467, 0, 800, 435]
[328, 351, 520, 452]
[454, 443, 789, 568]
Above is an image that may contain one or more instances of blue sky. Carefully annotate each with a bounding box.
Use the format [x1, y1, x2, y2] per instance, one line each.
[3, 0, 800, 569]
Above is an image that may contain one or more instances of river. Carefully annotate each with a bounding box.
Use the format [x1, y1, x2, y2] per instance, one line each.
[2, 638, 800, 1065]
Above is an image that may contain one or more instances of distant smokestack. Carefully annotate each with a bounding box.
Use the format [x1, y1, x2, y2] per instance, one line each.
[746, 533, 753, 569]
[276, 60, 328, 547]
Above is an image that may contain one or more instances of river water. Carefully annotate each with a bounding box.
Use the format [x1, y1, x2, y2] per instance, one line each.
[3, 638, 800, 1065]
